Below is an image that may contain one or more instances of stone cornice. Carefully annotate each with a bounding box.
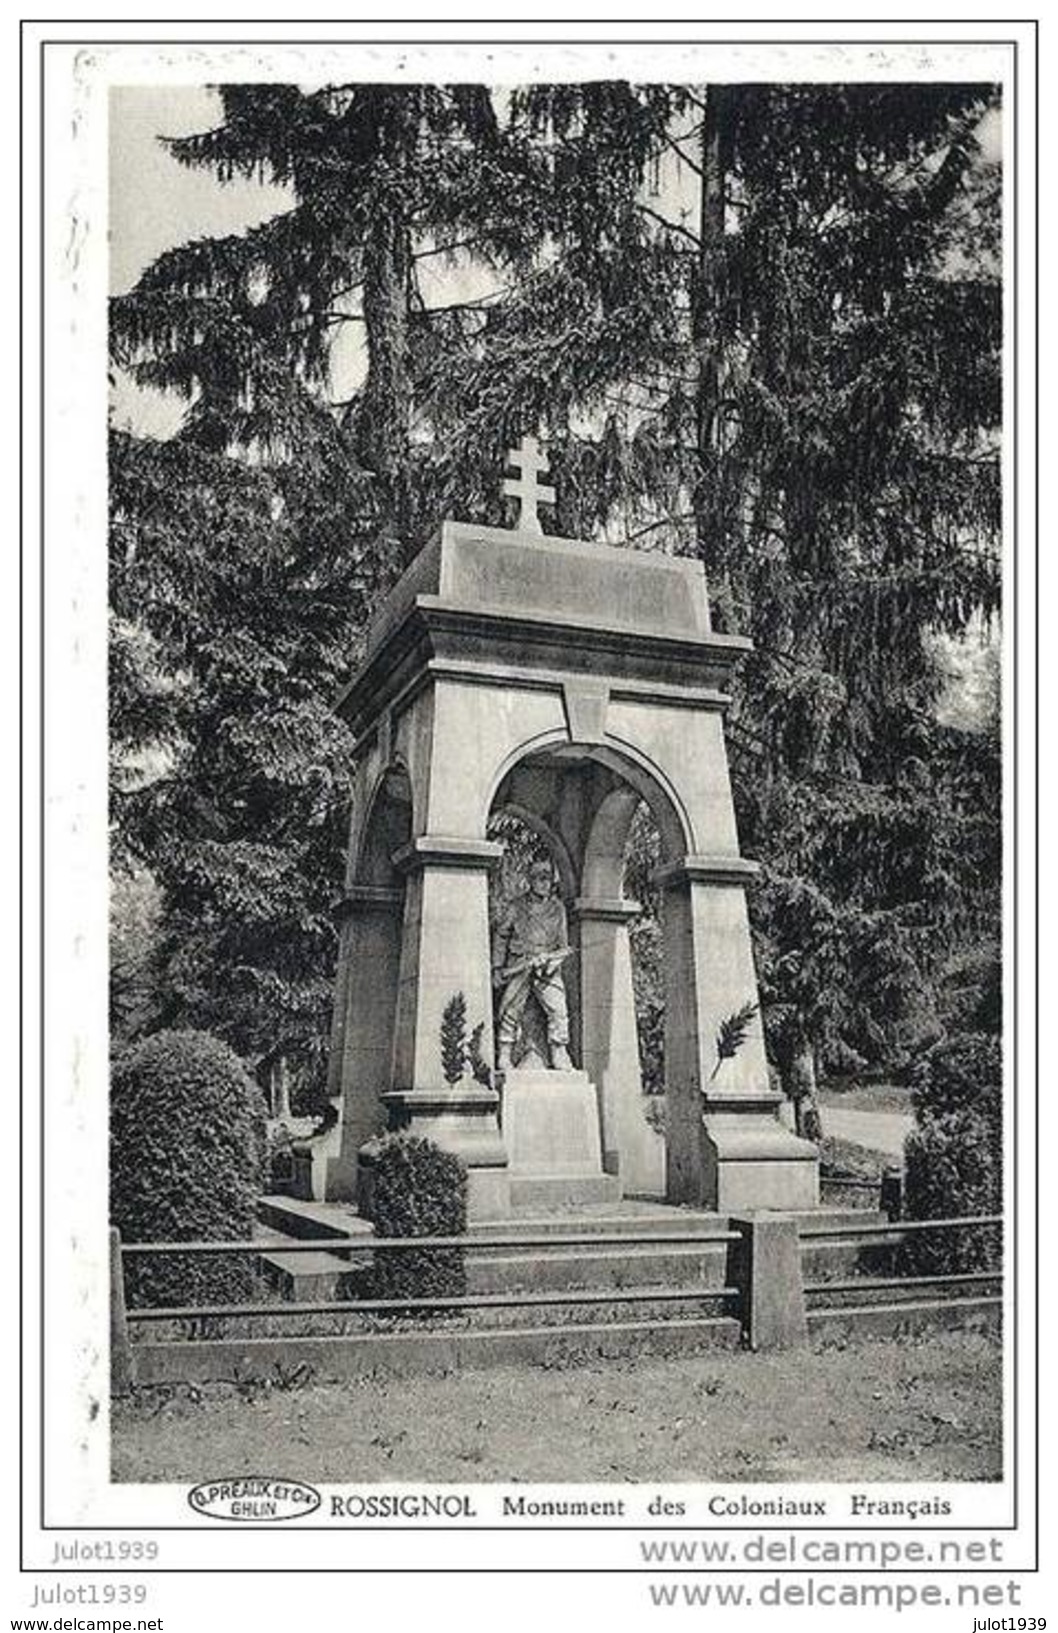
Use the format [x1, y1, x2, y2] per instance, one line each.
[572, 896, 643, 922]
[336, 884, 404, 917]
[392, 836, 504, 875]
[335, 597, 749, 740]
[654, 854, 761, 888]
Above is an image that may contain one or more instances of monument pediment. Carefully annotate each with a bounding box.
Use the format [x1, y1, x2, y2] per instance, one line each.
[364, 520, 717, 654]
[337, 520, 751, 737]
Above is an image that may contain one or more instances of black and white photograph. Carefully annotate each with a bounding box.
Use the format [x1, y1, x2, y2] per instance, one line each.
[21, 17, 1041, 1615]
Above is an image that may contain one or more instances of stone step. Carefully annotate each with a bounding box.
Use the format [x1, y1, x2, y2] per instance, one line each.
[507, 1172, 623, 1210]
[257, 1195, 370, 1242]
[257, 1236, 733, 1302]
[257, 1192, 730, 1242]
[259, 1249, 357, 1303]
[134, 1313, 744, 1386]
[254, 1196, 894, 1304]
[463, 1241, 731, 1294]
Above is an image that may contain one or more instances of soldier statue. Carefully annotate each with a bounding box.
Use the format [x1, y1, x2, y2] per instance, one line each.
[491, 858, 573, 1071]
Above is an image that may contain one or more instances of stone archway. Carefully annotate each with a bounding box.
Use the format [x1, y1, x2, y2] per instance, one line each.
[324, 501, 819, 1215]
[487, 741, 688, 1198]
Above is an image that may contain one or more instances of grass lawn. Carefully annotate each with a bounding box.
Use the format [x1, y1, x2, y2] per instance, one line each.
[112, 1328, 1000, 1485]
[817, 1081, 915, 1114]
[818, 1135, 892, 1179]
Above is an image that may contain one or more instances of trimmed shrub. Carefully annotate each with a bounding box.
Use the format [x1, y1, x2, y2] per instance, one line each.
[910, 1032, 1001, 1127]
[110, 1029, 267, 1308]
[903, 1106, 1001, 1273]
[902, 1031, 1002, 1273]
[360, 1133, 467, 1308]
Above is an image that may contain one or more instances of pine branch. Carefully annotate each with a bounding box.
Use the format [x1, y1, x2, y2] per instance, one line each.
[440, 992, 468, 1085]
[636, 203, 701, 248]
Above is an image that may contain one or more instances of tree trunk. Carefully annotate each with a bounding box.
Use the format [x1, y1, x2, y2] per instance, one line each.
[692, 85, 739, 630]
[356, 94, 415, 561]
[783, 1038, 824, 1141]
[270, 1055, 292, 1123]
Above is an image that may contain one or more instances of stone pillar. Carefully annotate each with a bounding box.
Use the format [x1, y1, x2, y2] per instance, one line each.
[378, 836, 510, 1220]
[659, 856, 818, 1212]
[109, 1227, 132, 1398]
[576, 896, 662, 1194]
[390, 837, 501, 1088]
[322, 885, 404, 1200]
[731, 1214, 808, 1350]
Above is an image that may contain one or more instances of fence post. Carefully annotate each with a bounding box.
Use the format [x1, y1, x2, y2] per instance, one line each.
[110, 1227, 133, 1397]
[880, 1165, 904, 1220]
[731, 1214, 808, 1350]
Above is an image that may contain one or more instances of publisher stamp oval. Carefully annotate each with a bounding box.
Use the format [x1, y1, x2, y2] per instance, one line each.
[188, 1476, 321, 1523]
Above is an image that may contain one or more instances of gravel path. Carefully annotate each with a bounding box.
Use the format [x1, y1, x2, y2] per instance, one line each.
[822, 1107, 914, 1157]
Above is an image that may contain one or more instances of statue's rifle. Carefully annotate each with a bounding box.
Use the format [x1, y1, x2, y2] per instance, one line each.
[494, 946, 573, 986]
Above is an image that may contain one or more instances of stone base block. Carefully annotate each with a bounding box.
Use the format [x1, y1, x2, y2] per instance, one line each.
[467, 1166, 512, 1222]
[509, 1172, 622, 1210]
[704, 1117, 819, 1213]
[730, 1213, 808, 1350]
[502, 1068, 604, 1175]
[320, 1151, 358, 1203]
[381, 1085, 507, 1164]
[358, 1084, 512, 1221]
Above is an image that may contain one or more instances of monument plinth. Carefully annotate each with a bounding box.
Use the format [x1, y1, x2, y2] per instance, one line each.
[502, 1067, 621, 1209]
[317, 435, 819, 1217]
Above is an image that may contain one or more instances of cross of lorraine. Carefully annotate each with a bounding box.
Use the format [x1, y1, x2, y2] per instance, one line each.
[503, 434, 556, 536]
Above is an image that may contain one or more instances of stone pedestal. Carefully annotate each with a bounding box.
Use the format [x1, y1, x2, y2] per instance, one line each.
[502, 1068, 621, 1209]
[702, 1095, 819, 1212]
[364, 1085, 511, 1222]
[576, 897, 648, 1186]
[658, 857, 819, 1211]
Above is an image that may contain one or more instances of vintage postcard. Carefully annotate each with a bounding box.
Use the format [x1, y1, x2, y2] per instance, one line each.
[19, 15, 1042, 1626]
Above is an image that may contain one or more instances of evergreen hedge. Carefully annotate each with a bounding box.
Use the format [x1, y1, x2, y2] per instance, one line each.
[903, 1033, 1002, 1274]
[910, 1032, 1001, 1127]
[360, 1133, 467, 1307]
[110, 1029, 267, 1308]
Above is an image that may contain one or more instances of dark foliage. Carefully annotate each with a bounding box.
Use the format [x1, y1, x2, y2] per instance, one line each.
[910, 1031, 1001, 1126]
[360, 1133, 468, 1306]
[109, 81, 1002, 1107]
[902, 1029, 1001, 1272]
[902, 1108, 1001, 1273]
[110, 1029, 267, 1308]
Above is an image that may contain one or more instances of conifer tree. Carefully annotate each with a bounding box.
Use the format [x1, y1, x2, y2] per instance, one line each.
[110, 80, 1002, 1107]
[425, 81, 1002, 1095]
[109, 84, 524, 1077]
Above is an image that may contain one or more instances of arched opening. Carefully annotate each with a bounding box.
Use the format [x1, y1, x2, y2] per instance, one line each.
[487, 740, 686, 1195]
[355, 763, 413, 887]
[486, 805, 578, 1069]
[325, 764, 412, 1194]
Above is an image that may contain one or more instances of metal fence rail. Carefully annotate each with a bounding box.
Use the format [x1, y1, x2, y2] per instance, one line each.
[126, 1285, 742, 1323]
[798, 1212, 1002, 1241]
[110, 1209, 1004, 1390]
[120, 1228, 741, 1256]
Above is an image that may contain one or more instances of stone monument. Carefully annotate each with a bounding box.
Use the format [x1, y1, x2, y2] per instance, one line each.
[314, 434, 819, 1219]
